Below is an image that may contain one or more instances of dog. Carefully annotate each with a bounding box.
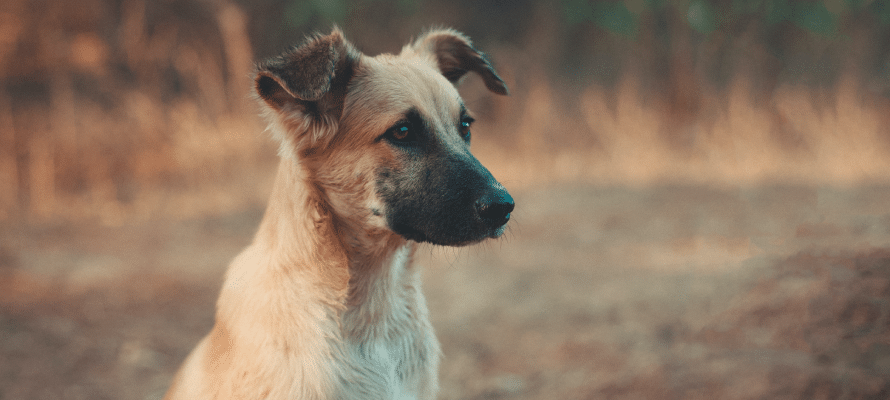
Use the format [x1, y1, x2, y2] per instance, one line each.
[163, 27, 513, 400]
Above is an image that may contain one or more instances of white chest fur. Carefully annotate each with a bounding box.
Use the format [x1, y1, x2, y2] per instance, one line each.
[333, 244, 441, 400]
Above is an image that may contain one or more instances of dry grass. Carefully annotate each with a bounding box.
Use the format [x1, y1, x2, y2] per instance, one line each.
[475, 71, 890, 188]
[0, 0, 273, 223]
[3, 0, 890, 224]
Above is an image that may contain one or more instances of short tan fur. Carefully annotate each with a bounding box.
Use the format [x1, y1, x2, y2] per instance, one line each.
[164, 27, 512, 400]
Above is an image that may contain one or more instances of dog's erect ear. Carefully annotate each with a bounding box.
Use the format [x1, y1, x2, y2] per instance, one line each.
[408, 29, 508, 96]
[255, 28, 358, 116]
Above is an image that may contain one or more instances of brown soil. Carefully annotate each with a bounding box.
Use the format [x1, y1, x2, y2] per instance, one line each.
[2, 184, 890, 399]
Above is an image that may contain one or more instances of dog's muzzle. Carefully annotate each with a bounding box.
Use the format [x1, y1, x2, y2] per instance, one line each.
[380, 150, 515, 246]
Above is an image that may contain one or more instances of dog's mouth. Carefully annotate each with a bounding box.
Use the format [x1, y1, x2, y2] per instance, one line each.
[392, 224, 504, 247]
[388, 204, 512, 247]
[390, 222, 429, 243]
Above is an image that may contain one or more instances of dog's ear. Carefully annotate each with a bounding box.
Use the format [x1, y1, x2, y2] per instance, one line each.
[408, 29, 508, 96]
[255, 27, 358, 106]
[255, 35, 337, 106]
[254, 28, 359, 152]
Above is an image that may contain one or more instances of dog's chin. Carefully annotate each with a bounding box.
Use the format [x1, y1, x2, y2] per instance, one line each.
[391, 222, 507, 247]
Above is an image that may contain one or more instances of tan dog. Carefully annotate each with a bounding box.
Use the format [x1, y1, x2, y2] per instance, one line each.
[164, 27, 512, 400]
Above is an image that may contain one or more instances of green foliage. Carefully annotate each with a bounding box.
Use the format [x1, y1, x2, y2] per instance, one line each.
[562, 0, 596, 26]
[283, 0, 422, 28]
[686, 0, 717, 34]
[762, 0, 792, 25]
[794, 1, 837, 36]
[595, 2, 639, 36]
[285, 0, 346, 27]
[561, 0, 890, 37]
[869, 0, 890, 25]
[562, 0, 638, 36]
[396, 0, 423, 14]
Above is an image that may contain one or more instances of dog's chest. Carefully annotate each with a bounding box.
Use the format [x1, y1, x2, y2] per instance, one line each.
[332, 248, 440, 399]
[333, 302, 439, 399]
[337, 335, 425, 399]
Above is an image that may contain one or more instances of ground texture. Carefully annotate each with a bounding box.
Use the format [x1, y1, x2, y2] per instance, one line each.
[2, 184, 890, 399]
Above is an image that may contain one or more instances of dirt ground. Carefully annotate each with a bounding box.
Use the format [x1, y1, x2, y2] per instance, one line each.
[2, 183, 890, 399]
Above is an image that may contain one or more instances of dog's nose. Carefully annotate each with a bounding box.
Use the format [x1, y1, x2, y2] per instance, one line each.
[475, 188, 514, 227]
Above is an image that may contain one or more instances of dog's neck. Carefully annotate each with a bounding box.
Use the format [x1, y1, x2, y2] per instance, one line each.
[254, 156, 412, 324]
[254, 156, 350, 298]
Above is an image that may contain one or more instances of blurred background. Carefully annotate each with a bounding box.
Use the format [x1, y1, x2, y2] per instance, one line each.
[2, 0, 890, 399]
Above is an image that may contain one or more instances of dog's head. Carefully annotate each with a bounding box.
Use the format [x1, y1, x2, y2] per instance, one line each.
[255, 28, 512, 246]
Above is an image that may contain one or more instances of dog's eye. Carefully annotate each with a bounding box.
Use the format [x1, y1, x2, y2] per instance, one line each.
[385, 121, 417, 144]
[459, 117, 474, 142]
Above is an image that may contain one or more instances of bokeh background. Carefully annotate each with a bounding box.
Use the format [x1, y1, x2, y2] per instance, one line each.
[3, 0, 890, 399]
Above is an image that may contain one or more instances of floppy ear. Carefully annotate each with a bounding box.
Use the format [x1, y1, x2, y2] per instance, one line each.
[255, 27, 358, 119]
[408, 29, 508, 95]
[254, 28, 359, 154]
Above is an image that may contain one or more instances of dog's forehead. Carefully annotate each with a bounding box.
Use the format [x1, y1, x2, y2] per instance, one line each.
[345, 54, 463, 132]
